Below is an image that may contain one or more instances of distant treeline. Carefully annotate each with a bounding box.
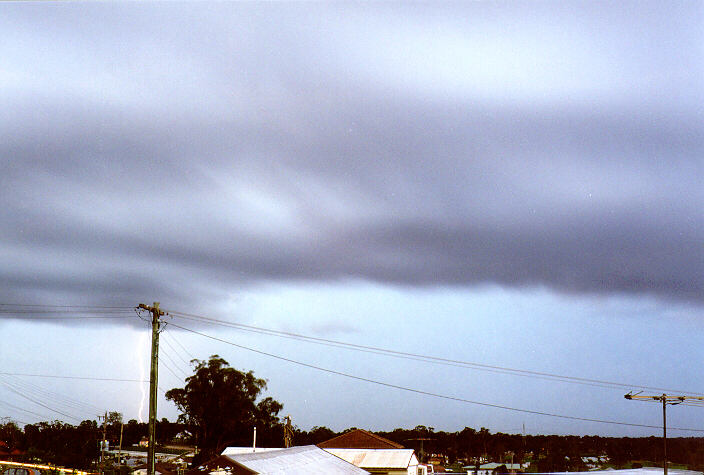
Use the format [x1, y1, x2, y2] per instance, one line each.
[4, 419, 704, 471]
[295, 425, 704, 471]
[0, 417, 181, 469]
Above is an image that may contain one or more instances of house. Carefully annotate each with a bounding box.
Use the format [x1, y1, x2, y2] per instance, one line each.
[0, 441, 23, 462]
[465, 462, 527, 475]
[318, 429, 405, 449]
[189, 445, 369, 474]
[317, 429, 425, 475]
[324, 448, 424, 475]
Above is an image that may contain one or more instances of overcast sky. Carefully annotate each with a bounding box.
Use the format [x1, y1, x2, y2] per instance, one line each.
[1, 1, 703, 437]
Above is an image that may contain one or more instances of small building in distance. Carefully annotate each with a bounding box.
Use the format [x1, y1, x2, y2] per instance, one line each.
[467, 462, 527, 475]
[324, 448, 423, 475]
[318, 429, 427, 474]
[318, 429, 405, 450]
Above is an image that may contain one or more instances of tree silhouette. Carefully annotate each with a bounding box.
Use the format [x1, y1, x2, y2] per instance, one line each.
[165, 355, 283, 461]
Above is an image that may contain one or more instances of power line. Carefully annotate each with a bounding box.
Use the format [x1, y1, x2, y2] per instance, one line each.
[167, 320, 704, 433]
[0, 310, 134, 313]
[0, 374, 102, 415]
[0, 304, 135, 321]
[0, 398, 53, 420]
[0, 314, 134, 320]
[165, 330, 196, 362]
[0, 415, 32, 426]
[0, 379, 82, 422]
[167, 310, 704, 397]
[0, 304, 133, 309]
[160, 335, 192, 370]
[0, 372, 147, 382]
[160, 349, 189, 377]
[160, 358, 186, 384]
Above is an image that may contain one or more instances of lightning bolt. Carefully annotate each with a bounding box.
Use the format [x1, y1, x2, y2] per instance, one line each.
[137, 330, 148, 423]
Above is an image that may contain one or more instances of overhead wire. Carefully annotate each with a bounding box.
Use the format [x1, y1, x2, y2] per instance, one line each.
[2, 304, 149, 424]
[0, 375, 100, 421]
[160, 349, 189, 378]
[167, 320, 704, 433]
[167, 310, 704, 397]
[0, 414, 32, 426]
[0, 372, 147, 382]
[5, 303, 702, 430]
[0, 379, 82, 423]
[0, 304, 135, 321]
[0, 304, 133, 309]
[160, 357, 186, 384]
[3, 379, 101, 414]
[160, 335, 192, 371]
[0, 398, 53, 421]
[165, 330, 196, 362]
[1, 374, 103, 414]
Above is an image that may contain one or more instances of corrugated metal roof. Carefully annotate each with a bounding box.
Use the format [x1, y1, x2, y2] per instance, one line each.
[227, 445, 370, 474]
[474, 463, 526, 470]
[323, 448, 416, 469]
[222, 447, 284, 456]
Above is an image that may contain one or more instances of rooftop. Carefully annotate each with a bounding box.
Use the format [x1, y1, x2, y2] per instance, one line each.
[317, 429, 404, 449]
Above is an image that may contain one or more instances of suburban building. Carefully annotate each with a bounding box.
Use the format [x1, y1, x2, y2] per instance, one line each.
[318, 429, 405, 450]
[317, 429, 428, 475]
[467, 462, 527, 475]
[190, 445, 369, 474]
[324, 448, 424, 475]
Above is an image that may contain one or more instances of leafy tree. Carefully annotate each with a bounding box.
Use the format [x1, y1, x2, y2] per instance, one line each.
[122, 419, 148, 446]
[22, 420, 99, 469]
[107, 412, 123, 425]
[0, 419, 25, 450]
[165, 355, 283, 460]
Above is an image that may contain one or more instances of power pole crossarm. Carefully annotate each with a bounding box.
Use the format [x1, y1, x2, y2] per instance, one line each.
[623, 392, 703, 475]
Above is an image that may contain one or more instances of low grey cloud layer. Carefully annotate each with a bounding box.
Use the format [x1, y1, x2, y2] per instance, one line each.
[1, 1, 702, 311]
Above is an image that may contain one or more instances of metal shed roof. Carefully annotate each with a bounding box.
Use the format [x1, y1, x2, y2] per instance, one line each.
[221, 447, 284, 456]
[323, 448, 417, 469]
[227, 445, 370, 474]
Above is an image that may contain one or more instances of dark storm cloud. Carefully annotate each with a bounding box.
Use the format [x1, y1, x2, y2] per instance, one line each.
[1, 1, 702, 313]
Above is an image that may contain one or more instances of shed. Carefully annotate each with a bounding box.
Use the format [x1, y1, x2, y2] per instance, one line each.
[324, 448, 420, 475]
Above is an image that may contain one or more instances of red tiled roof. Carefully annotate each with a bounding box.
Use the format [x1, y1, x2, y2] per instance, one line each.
[317, 429, 404, 449]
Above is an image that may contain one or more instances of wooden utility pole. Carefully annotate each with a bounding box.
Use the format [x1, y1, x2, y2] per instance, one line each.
[624, 393, 704, 475]
[139, 302, 165, 475]
[98, 411, 107, 475]
[662, 396, 667, 475]
[283, 415, 294, 448]
[118, 422, 124, 470]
